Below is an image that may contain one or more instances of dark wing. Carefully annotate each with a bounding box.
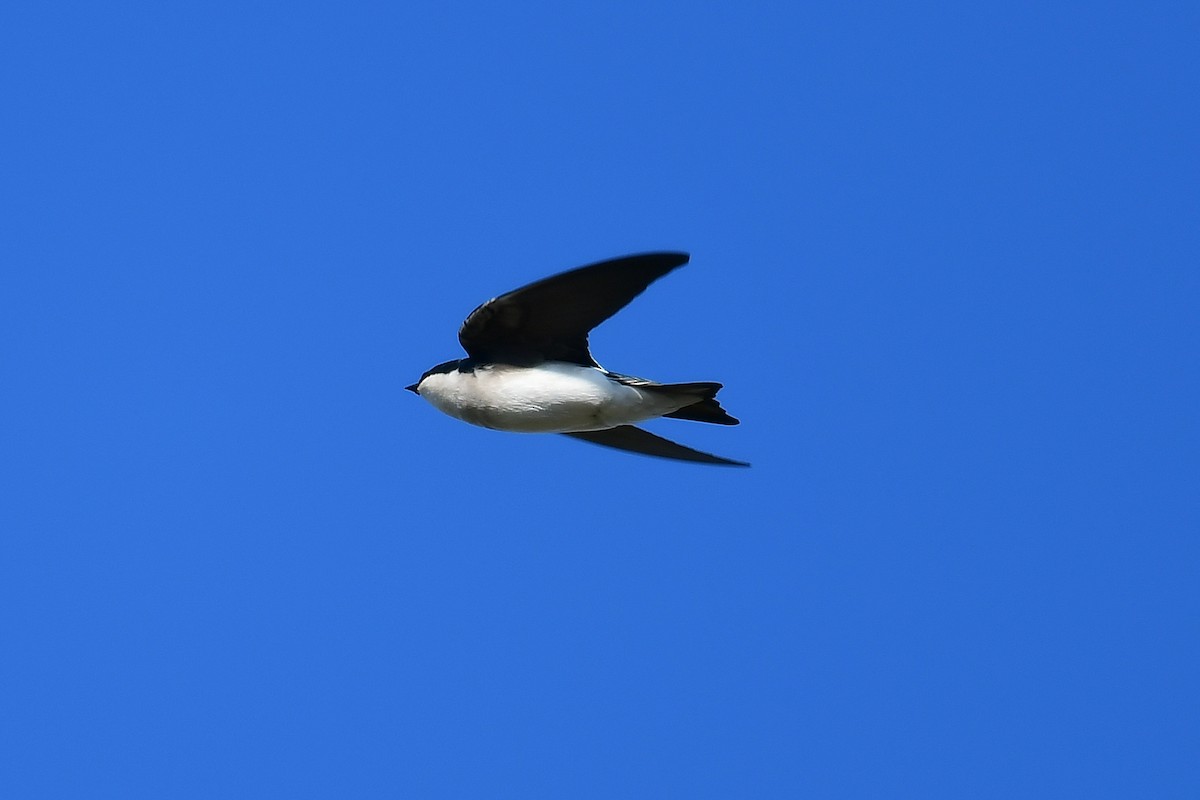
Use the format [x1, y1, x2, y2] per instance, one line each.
[562, 425, 749, 467]
[458, 252, 689, 366]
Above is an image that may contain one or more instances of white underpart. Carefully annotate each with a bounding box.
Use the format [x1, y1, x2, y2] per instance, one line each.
[417, 362, 688, 433]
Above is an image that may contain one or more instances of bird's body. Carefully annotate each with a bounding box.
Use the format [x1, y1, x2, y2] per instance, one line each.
[418, 360, 713, 433]
[407, 252, 748, 466]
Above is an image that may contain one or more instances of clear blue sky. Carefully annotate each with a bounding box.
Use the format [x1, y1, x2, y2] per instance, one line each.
[2, 2, 1197, 797]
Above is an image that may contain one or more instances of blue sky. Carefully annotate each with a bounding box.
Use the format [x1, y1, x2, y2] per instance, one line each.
[2, 2, 1197, 797]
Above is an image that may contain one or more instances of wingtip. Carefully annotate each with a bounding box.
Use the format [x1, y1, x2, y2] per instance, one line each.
[665, 251, 690, 268]
[614, 251, 690, 271]
[563, 425, 749, 467]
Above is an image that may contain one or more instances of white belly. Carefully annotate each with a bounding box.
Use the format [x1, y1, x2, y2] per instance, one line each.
[418, 362, 682, 433]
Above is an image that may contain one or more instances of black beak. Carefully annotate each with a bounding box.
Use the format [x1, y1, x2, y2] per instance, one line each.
[405, 383, 420, 394]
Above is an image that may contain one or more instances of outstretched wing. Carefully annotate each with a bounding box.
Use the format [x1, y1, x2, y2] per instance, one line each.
[458, 252, 689, 366]
[562, 425, 749, 467]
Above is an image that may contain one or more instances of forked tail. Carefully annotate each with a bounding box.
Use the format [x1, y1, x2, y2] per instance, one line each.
[654, 381, 740, 426]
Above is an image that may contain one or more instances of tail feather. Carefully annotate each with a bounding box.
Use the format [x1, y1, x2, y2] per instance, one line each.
[664, 396, 740, 426]
[606, 374, 741, 426]
[649, 381, 740, 426]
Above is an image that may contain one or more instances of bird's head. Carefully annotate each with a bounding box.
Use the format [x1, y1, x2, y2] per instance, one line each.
[406, 359, 464, 395]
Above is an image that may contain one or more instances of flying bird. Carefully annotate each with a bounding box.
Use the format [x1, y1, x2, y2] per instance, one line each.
[406, 252, 748, 466]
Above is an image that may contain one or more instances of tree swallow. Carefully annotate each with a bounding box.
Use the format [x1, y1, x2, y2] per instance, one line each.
[406, 252, 748, 466]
